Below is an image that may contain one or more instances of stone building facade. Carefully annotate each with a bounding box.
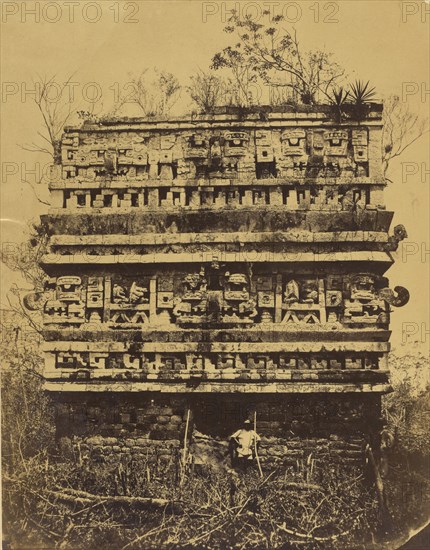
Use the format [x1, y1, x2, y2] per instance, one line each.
[35, 105, 408, 468]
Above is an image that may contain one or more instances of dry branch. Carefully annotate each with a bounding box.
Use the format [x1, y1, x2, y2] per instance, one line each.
[47, 488, 182, 511]
[277, 521, 352, 542]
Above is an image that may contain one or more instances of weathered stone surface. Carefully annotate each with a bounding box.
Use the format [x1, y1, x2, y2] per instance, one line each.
[86, 436, 104, 446]
[37, 106, 406, 470]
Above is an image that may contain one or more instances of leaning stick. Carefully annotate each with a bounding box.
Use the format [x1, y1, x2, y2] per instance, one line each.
[180, 408, 191, 485]
[254, 411, 263, 478]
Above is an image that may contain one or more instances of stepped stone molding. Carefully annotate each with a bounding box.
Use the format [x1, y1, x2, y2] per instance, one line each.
[34, 106, 408, 466]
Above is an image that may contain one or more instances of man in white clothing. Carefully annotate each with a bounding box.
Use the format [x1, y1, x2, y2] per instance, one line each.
[230, 419, 261, 471]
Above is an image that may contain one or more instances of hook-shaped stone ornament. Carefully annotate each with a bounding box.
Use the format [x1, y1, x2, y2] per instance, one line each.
[378, 286, 410, 307]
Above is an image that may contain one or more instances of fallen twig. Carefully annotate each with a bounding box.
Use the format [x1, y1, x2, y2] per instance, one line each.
[47, 488, 182, 511]
[277, 522, 351, 542]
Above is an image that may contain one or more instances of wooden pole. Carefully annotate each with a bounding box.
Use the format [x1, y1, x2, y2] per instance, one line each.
[253, 411, 263, 478]
[180, 408, 191, 485]
[365, 443, 391, 526]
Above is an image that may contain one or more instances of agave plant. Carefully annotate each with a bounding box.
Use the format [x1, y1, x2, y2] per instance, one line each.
[349, 80, 376, 105]
[329, 87, 350, 122]
[348, 80, 376, 121]
[330, 86, 350, 106]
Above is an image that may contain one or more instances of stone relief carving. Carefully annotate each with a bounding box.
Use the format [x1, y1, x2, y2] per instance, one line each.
[36, 271, 405, 329]
[109, 278, 150, 326]
[378, 286, 410, 308]
[221, 272, 257, 323]
[387, 224, 408, 251]
[282, 278, 324, 324]
[58, 183, 381, 211]
[59, 127, 371, 185]
[51, 350, 381, 376]
[172, 269, 208, 323]
[343, 274, 388, 325]
[43, 276, 85, 324]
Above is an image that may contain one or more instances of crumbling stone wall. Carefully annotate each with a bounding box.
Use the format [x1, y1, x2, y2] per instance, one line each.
[54, 393, 381, 468]
[31, 107, 408, 473]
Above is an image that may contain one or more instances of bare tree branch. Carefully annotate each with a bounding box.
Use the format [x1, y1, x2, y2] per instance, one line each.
[382, 95, 429, 176]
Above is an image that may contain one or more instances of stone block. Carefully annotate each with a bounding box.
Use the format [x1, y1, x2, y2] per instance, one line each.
[86, 436, 104, 446]
[48, 110, 387, 475]
[103, 437, 118, 446]
[284, 450, 304, 458]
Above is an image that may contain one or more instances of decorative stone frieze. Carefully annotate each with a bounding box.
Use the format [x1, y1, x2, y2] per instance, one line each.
[34, 106, 408, 466]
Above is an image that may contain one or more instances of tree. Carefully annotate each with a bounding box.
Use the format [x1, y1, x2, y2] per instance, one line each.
[212, 12, 345, 105]
[187, 70, 225, 113]
[211, 45, 259, 107]
[0, 223, 48, 334]
[20, 74, 83, 164]
[18, 74, 99, 205]
[113, 69, 181, 117]
[382, 95, 429, 178]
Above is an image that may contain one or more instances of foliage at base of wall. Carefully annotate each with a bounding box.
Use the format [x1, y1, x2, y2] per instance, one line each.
[1, 315, 429, 549]
[3, 457, 380, 550]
